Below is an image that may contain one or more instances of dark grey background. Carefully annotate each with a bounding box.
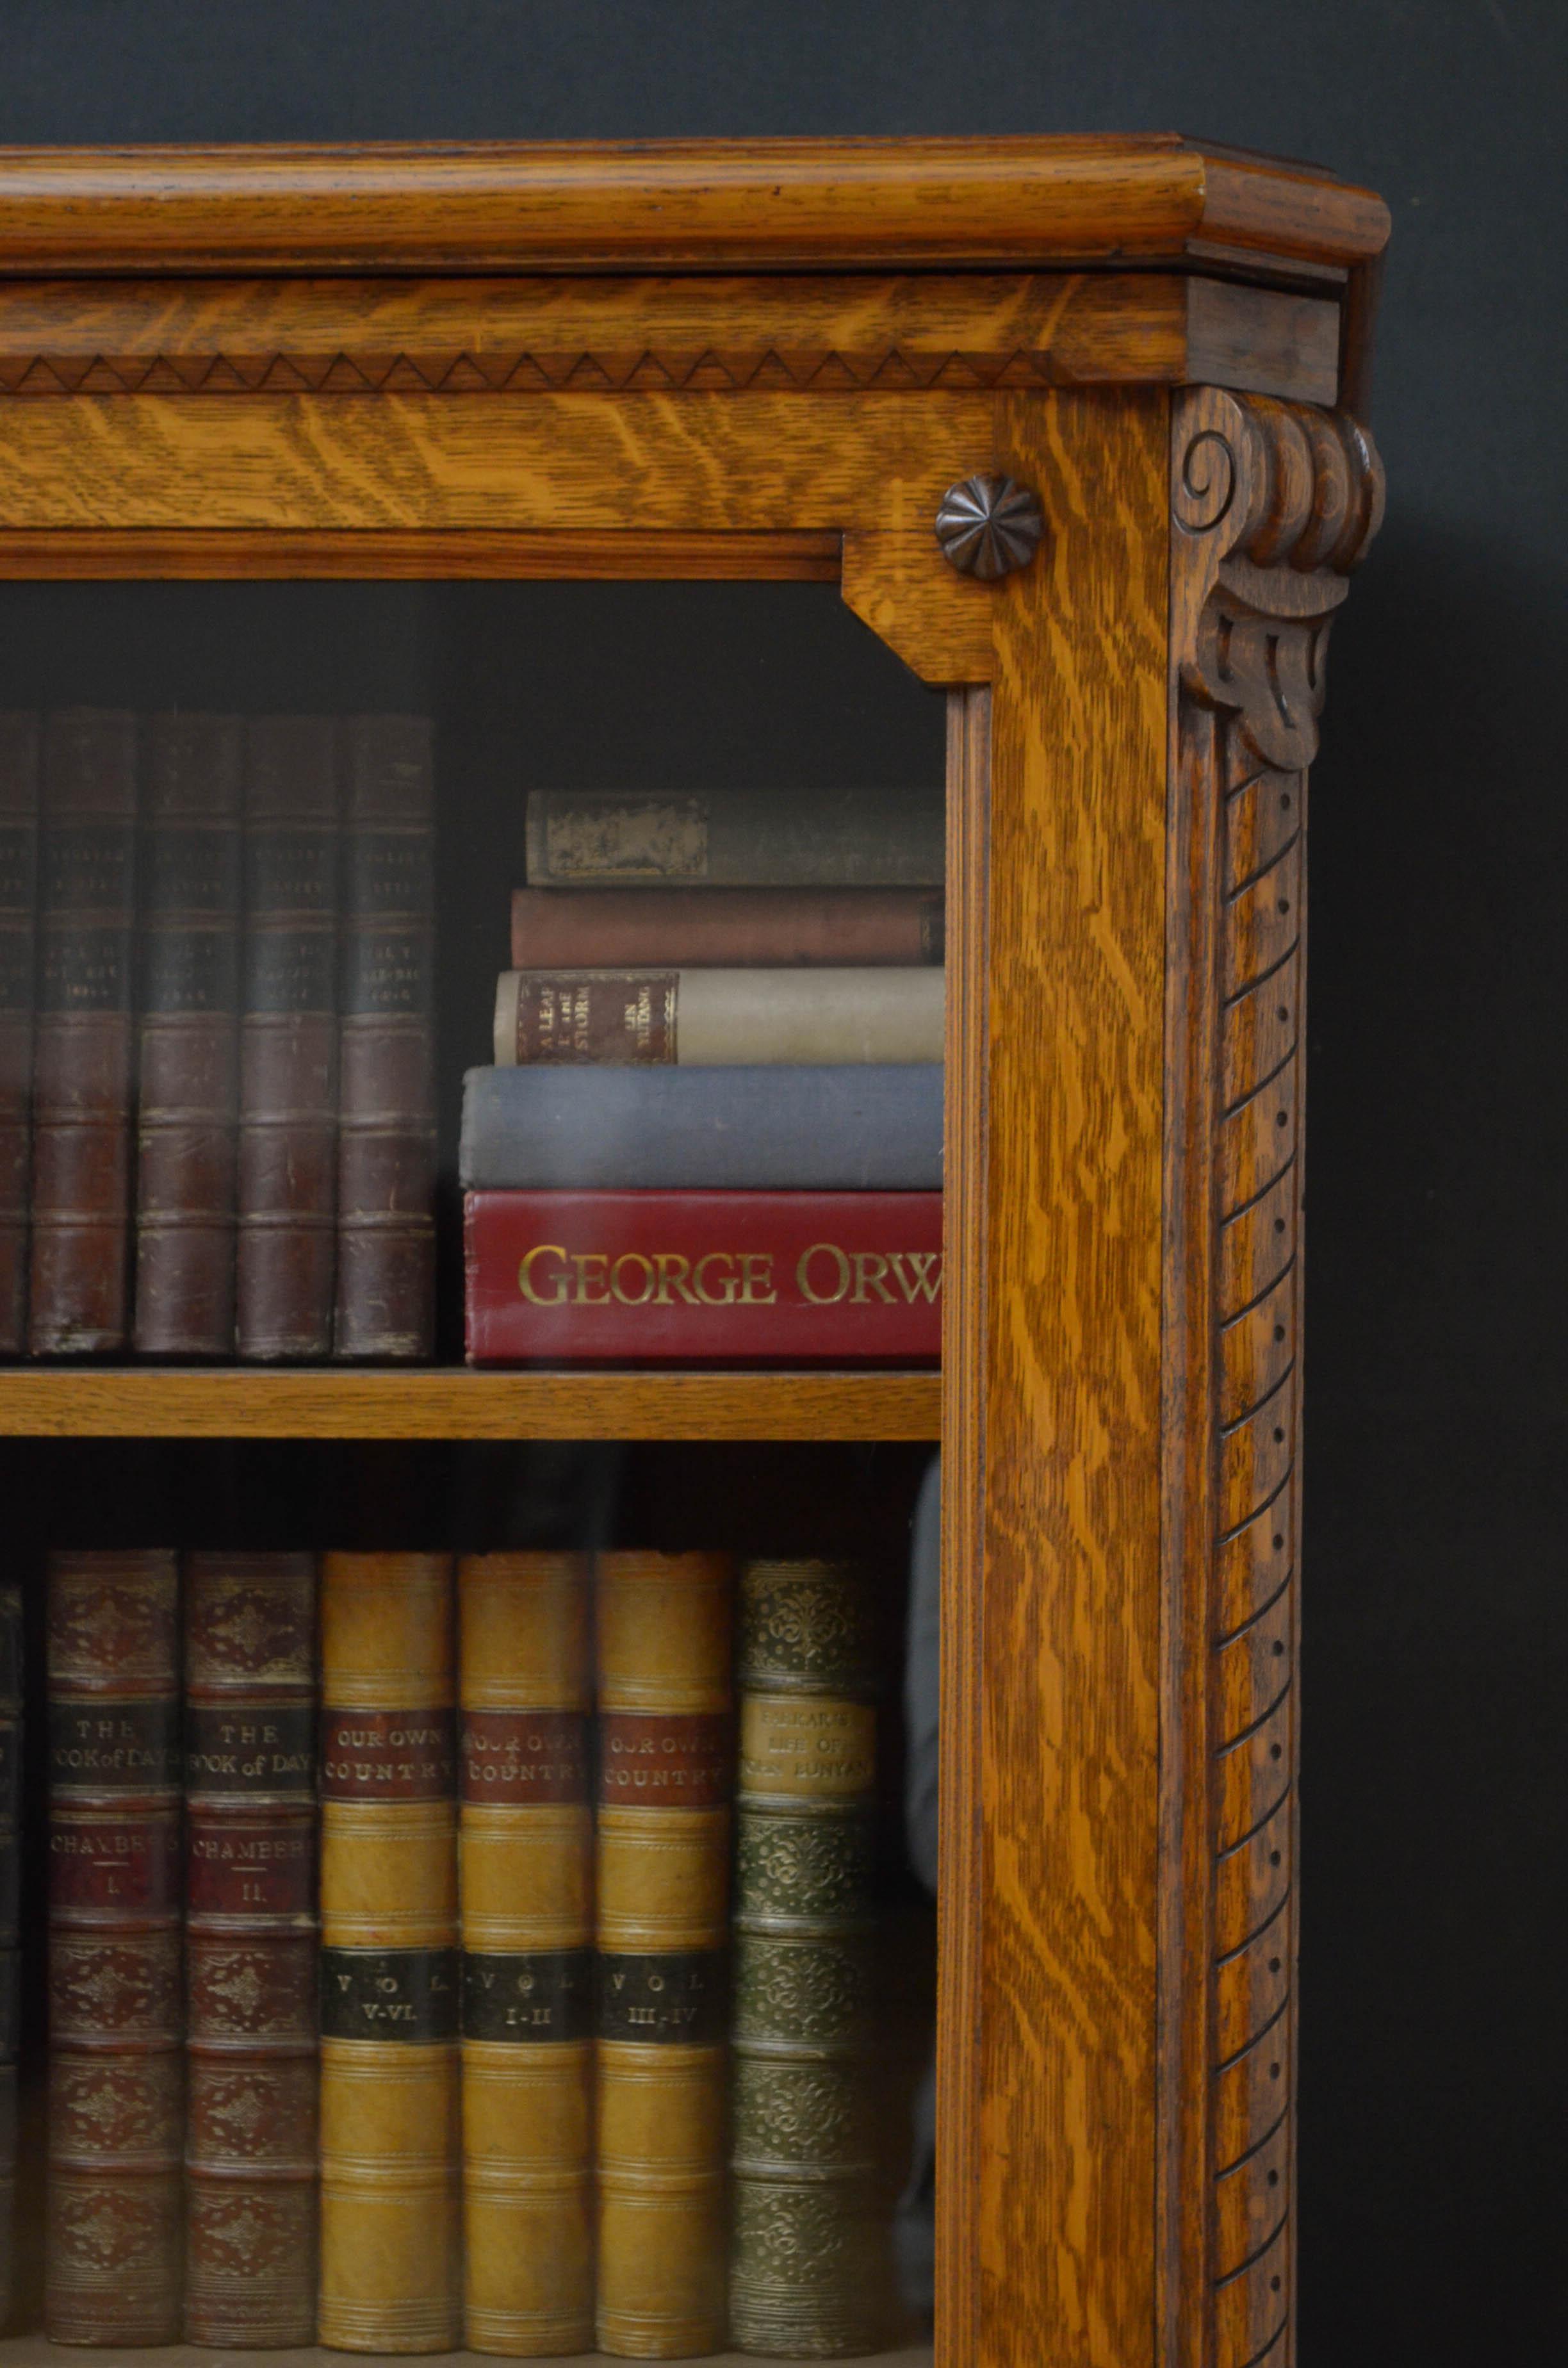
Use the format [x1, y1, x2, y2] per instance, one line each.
[1, 3, 1563, 2357]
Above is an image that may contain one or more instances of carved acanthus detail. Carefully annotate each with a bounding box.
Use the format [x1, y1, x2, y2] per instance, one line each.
[1169, 386, 1383, 2368]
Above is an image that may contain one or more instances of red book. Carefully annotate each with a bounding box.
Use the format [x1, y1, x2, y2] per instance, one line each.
[464, 1189, 942, 1363]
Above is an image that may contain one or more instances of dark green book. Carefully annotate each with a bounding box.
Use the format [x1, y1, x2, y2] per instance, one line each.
[524, 787, 943, 889]
[730, 1559, 883, 2358]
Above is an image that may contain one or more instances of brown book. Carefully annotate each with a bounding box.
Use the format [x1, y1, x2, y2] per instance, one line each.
[45, 1550, 183, 2345]
[494, 966, 943, 1066]
[134, 714, 245, 1355]
[510, 887, 944, 970]
[184, 1552, 318, 2346]
[0, 1583, 20, 2328]
[334, 714, 436, 1361]
[319, 1552, 460, 2353]
[236, 716, 339, 1358]
[0, 716, 39, 1356]
[459, 1554, 594, 2356]
[594, 1551, 734, 2359]
[29, 711, 138, 1354]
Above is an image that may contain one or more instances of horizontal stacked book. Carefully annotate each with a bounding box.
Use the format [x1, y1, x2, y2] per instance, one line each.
[0, 706, 436, 1364]
[37, 1544, 891, 2357]
[462, 787, 946, 1362]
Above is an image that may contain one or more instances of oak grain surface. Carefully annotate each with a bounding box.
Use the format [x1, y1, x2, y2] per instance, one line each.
[0, 138, 1387, 276]
[975, 388, 1168, 2366]
[0, 528, 844, 579]
[0, 1367, 940, 1441]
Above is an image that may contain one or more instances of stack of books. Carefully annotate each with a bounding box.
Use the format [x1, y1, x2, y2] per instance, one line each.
[38, 1546, 890, 2359]
[462, 786, 946, 1362]
[0, 707, 436, 1363]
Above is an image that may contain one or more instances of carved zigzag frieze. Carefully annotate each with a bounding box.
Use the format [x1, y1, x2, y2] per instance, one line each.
[0, 343, 1080, 397]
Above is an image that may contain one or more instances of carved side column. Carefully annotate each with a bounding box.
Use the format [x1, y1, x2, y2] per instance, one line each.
[1162, 390, 1384, 2368]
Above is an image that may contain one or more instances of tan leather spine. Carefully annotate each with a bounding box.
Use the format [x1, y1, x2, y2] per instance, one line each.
[459, 1553, 594, 2356]
[318, 1552, 459, 2354]
[594, 1551, 733, 2359]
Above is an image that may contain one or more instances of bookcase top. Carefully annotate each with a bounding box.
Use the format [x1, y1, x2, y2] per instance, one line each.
[0, 136, 1388, 281]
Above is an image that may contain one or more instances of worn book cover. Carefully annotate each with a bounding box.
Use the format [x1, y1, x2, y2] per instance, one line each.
[595, 1552, 734, 2358]
[524, 788, 943, 891]
[465, 1190, 942, 1364]
[510, 886, 943, 971]
[494, 967, 943, 1067]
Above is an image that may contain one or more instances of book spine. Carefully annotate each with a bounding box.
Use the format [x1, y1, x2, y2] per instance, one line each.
[320, 1553, 459, 2353]
[458, 1555, 594, 2356]
[0, 1585, 19, 2328]
[459, 1062, 944, 1193]
[464, 1189, 943, 1365]
[134, 714, 244, 1355]
[730, 1561, 881, 2356]
[45, 1550, 183, 2345]
[334, 714, 436, 1361]
[184, 1552, 318, 2346]
[594, 1552, 733, 2359]
[0, 716, 39, 1355]
[29, 711, 138, 1354]
[236, 716, 339, 1359]
[524, 789, 945, 889]
[496, 968, 943, 1067]
[510, 887, 945, 971]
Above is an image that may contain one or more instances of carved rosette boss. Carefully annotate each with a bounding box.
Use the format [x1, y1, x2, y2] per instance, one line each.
[1170, 387, 1383, 2368]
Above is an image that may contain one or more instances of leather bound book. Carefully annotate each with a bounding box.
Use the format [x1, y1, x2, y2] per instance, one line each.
[319, 1553, 460, 2353]
[0, 1584, 20, 2327]
[334, 714, 436, 1361]
[458, 1554, 594, 2356]
[594, 1551, 734, 2359]
[236, 715, 340, 1359]
[45, 1550, 183, 2345]
[184, 1552, 318, 2346]
[0, 716, 39, 1355]
[29, 711, 138, 1354]
[510, 886, 945, 971]
[494, 967, 943, 1067]
[730, 1561, 881, 2356]
[134, 714, 245, 1355]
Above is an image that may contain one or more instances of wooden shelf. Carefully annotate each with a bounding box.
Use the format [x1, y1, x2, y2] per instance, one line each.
[0, 2348, 931, 2368]
[0, 1366, 940, 1441]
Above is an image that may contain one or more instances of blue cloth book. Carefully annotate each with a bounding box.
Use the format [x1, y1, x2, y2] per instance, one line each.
[459, 1063, 943, 1191]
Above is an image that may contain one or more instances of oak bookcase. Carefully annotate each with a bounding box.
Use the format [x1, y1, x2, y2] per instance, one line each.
[0, 139, 1387, 2368]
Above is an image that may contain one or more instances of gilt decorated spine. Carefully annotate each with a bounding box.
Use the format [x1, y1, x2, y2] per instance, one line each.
[184, 1552, 318, 2346]
[594, 1551, 733, 2359]
[134, 714, 244, 1355]
[236, 716, 339, 1359]
[29, 711, 138, 1354]
[0, 716, 38, 1354]
[319, 1553, 459, 2353]
[45, 1550, 183, 2345]
[459, 1554, 594, 2356]
[730, 1561, 880, 2356]
[334, 714, 436, 1360]
[0, 1584, 20, 2327]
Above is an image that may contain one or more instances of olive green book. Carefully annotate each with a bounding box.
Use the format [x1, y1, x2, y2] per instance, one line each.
[729, 1559, 881, 2358]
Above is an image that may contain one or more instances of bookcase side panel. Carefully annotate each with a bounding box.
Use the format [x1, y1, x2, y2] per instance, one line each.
[957, 388, 1170, 2368]
[1161, 388, 1384, 2368]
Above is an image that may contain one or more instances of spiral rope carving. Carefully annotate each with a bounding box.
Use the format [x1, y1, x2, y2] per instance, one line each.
[1173, 388, 1383, 2368]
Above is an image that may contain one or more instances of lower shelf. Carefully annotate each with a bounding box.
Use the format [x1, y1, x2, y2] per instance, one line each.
[0, 1367, 940, 1440]
[0, 2347, 933, 2368]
